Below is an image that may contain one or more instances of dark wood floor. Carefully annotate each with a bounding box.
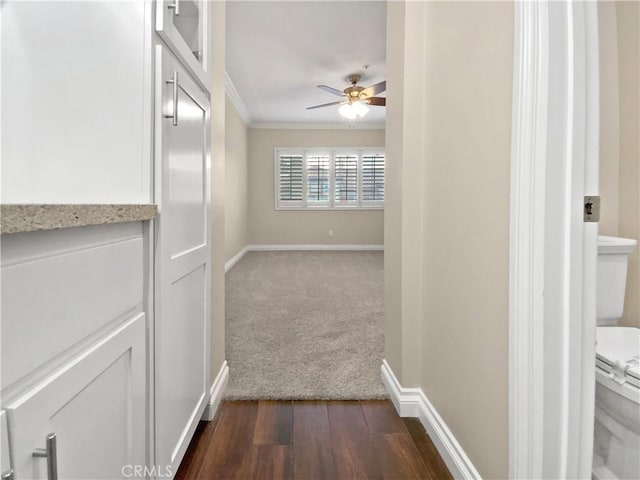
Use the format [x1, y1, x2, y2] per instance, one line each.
[175, 400, 453, 480]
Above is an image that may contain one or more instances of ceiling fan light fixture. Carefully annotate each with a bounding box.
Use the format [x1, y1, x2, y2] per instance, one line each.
[339, 103, 358, 120]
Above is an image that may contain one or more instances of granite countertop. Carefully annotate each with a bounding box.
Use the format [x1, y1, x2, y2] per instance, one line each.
[0, 204, 158, 234]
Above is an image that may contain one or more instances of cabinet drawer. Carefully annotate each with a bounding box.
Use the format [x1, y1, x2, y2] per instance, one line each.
[1, 224, 144, 391]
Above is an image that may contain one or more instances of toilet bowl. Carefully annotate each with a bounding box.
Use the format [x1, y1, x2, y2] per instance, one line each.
[593, 236, 639, 480]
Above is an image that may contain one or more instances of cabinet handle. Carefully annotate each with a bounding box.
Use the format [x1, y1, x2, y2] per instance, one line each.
[168, 0, 180, 16]
[32, 433, 58, 480]
[165, 71, 179, 126]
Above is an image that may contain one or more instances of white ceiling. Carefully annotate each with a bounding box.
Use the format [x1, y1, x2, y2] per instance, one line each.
[226, 1, 387, 127]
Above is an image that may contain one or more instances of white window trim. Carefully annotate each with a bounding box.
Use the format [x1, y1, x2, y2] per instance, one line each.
[274, 147, 385, 211]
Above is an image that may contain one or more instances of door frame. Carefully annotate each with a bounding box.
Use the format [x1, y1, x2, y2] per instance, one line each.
[509, 1, 599, 478]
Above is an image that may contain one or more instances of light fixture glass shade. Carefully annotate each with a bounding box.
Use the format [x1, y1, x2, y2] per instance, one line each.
[339, 101, 369, 119]
[352, 101, 369, 117]
[339, 103, 357, 120]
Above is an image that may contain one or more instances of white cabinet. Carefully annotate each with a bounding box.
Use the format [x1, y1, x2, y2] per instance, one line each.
[156, 0, 210, 91]
[1, 1, 213, 477]
[0, 1, 151, 203]
[1, 224, 149, 480]
[5, 315, 146, 480]
[153, 46, 211, 474]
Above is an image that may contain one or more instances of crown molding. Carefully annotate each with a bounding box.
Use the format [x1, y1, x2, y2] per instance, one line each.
[224, 71, 252, 124]
[249, 122, 386, 130]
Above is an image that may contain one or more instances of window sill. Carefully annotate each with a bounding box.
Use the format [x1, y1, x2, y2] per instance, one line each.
[274, 206, 384, 211]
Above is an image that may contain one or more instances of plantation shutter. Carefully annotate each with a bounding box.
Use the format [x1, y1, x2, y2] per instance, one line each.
[278, 154, 303, 205]
[334, 154, 358, 205]
[306, 154, 330, 205]
[362, 153, 385, 204]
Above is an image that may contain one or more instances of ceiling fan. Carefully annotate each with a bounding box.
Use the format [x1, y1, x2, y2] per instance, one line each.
[307, 74, 386, 119]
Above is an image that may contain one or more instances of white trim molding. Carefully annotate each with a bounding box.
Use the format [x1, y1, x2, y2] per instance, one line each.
[201, 361, 229, 421]
[381, 360, 481, 480]
[224, 244, 384, 273]
[509, 2, 599, 479]
[225, 246, 249, 273]
[509, 2, 548, 478]
[224, 71, 252, 124]
[248, 244, 384, 252]
[250, 122, 385, 130]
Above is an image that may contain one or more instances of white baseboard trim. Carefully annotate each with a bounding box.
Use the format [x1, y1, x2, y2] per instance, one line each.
[201, 360, 229, 421]
[248, 244, 384, 251]
[381, 360, 482, 480]
[224, 244, 384, 273]
[225, 247, 249, 273]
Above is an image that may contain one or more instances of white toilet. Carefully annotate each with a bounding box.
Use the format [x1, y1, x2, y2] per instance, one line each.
[593, 235, 639, 480]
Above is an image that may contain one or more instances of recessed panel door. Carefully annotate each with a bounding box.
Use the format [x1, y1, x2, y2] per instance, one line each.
[154, 46, 211, 475]
[5, 315, 146, 480]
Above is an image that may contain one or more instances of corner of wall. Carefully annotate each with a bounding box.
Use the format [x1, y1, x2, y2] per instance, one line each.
[210, 0, 227, 380]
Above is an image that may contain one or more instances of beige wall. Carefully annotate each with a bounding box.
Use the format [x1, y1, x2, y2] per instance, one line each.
[598, 1, 639, 327]
[385, 2, 511, 478]
[383, 0, 407, 382]
[247, 128, 385, 245]
[617, 0, 640, 327]
[225, 96, 249, 261]
[598, 2, 620, 236]
[209, 0, 226, 380]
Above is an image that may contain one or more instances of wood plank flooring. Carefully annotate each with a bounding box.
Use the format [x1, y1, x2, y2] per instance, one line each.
[175, 400, 453, 480]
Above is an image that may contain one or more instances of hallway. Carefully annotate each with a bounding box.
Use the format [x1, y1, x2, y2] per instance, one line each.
[176, 400, 453, 479]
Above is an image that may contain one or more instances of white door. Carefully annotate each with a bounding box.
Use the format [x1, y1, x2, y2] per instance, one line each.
[5, 314, 146, 480]
[154, 46, 211, 475]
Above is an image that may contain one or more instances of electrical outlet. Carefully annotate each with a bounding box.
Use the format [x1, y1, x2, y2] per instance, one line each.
[329, 229, 334, 237]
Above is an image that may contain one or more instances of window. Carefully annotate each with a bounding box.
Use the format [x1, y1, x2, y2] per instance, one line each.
[275, 148, 385, 209]
[362, 153, 385, 203]
[334, 154, 358, 206]
[306, 154, 330, 205]
[278, 154, 303, 207]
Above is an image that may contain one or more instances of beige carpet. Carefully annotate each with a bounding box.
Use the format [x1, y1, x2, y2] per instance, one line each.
[224, 251, 387, 400]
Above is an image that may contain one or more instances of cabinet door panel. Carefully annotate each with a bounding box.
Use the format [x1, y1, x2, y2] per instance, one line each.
[1, 232, 143, 391]
[5, 314, 146, 480]
[154, 46, 210, 474]
[156, 0, 209, 91]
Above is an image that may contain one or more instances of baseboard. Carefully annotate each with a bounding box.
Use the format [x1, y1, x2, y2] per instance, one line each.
[201, 360, 229, 421]
[224, 245, 383, 273]
[225, 247, 249, 273]
[381, 360, 482, 480]
[248, 244, 384, 251]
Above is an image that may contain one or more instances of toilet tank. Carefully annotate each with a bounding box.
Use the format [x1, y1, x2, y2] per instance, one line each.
[597, 236, 638, 326]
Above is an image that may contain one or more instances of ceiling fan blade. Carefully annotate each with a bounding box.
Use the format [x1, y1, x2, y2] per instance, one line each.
[364, 97, 386, 106]
[361, 81, 386, 98]
[306, 100, 347, 110]
[317, 85, 346, 97]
